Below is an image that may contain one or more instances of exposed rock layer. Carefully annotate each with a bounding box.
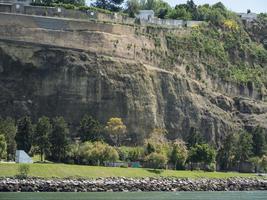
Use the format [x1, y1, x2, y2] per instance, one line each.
[0, 13, 266, 144]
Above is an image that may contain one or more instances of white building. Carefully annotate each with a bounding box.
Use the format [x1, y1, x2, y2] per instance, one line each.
[237, 10, 257, 22]
[136, 10, 155, 20]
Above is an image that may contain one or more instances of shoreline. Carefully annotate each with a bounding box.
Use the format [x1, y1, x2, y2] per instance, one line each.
[0, 177, 266, 192]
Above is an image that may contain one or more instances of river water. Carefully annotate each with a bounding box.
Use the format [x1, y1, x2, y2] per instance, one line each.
[0, 191, 267, 200]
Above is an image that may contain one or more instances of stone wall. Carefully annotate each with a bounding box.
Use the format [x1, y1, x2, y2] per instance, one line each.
[139, 17, 204, 28]
[0, 3, 11, 12]
[0, 3, 135, 25]
[0, 177, 266, 192]
[0, 3, 203, 27]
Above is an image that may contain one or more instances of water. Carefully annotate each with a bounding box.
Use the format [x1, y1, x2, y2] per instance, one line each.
[0, 191, 267, 200]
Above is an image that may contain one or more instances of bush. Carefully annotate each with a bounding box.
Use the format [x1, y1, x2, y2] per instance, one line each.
[145, 152, 167, 169]
[206, 162, 216, 172]
[17, 164, 30, 179]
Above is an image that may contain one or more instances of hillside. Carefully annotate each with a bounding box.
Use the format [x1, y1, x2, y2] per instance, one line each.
[0, 10, 267, 146]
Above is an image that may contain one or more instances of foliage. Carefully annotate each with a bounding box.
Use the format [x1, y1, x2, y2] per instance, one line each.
[125, 0, 140, 17]
[145, 152, 167, 169]
[32, 0, 85, 6]
[49, 117, 70, 162]
[17, 164, 30, 179]
[170, 139, 188, 169]
[189, 143, 216, 165]
[15, 116, 34, 153]
[0, 118, 17, 160]
[186, 127, 204, 148]
[252, 126, 267, 157]
[92, 0, 124, 12]
[0, 134, 7, 160]
[78, 115, 103, 142]
[260, 155, 267, 172]
[34, 116, 52, 161]
[235, 131, 253, 165]
[71, 141, 119, 165]
[223, 19, 239, 30]
[118, 146, 145, 161]
[217, 133, 238, 171]
[105, 118, 127, 146]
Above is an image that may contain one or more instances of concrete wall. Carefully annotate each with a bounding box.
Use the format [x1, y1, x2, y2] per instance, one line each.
[0, 3, 202, 28]
[0, 3, 135, 25]
[0, 3, 11, 12]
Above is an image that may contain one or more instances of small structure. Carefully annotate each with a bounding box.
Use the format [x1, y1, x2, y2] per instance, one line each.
[15, 150, 33, 163]
[0, 0, 32, 5]
[136, 10, 155, 20]
[237, 10, 257, 22]
[105, 161, 141, 168]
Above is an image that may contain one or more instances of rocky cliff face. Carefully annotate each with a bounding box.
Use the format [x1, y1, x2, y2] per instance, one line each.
[0, 13, 266, 145]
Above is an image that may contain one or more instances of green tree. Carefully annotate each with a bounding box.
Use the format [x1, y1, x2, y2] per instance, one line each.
[145, 152, 167, 169]
[146, 142, 155, 154]
[260, 155, 267, 172]
[92, 0, 124, 12]
[78, 115, 102, 142]
[170, 139, 188, 170]
[79, 141, 119, 165]
[125, 0, 140, 17]
[105, 117, 127, 146]
[189, 143, 216, 166]
[0, 134, 7, 160]
[0, 118, 17, 160]
[186, 127, 204, 148]
[49, 117, 69, 162]
[217, 133, 238, 170]
[34, 116, 52, 161]
[15, 116, 34, 153]
[235, 131, 253, 170]
[252, 126, 267, 157]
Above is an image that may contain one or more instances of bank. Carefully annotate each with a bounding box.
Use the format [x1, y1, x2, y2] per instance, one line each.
[0, 177, 266, 192]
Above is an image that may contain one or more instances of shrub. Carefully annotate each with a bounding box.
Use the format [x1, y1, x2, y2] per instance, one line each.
[17, 164, 30, 179]
[145, 152, 167, 169]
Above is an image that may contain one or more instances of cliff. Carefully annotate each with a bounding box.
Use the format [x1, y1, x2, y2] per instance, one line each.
[0, 13, 266, 145]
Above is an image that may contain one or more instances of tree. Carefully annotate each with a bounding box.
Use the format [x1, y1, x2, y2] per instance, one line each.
[189, 143, 216, 166]
[145, 152, 167, 169]
[78, 115, 103, 142]
[146, 142, 155, 154]
[49, 117, 69, 162]
[78, 141, 119, 165]
[260, 155, 267, 172]
[92, 0, 124, 12]
[34, 116, 52, 161]
[105, 118, 127, 146]
[252, 126, 267, 157]
[0, 134, 7, 160]
[0, 118, 17, 160]
[235, 131, 253, 170]
[186, 127, 204, 148]
[15, 116, 34, 153]
[170, 139, 188, 170]
[37, 0, 85, 6]
[125, 0, 140, 17]
[217, 133, 238, 170]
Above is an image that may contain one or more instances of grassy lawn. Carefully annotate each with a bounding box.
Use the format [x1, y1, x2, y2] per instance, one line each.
[0, 163, 258, 179]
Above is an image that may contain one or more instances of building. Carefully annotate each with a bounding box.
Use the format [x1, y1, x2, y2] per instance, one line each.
[0, 0, 32, 6]
[15, 150, 33, 163]
[136, 10, 155, 20]
[237, 10, 257, 22]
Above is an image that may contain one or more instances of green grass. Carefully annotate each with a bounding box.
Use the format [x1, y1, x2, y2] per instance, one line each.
[0, 163, 258, 179]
